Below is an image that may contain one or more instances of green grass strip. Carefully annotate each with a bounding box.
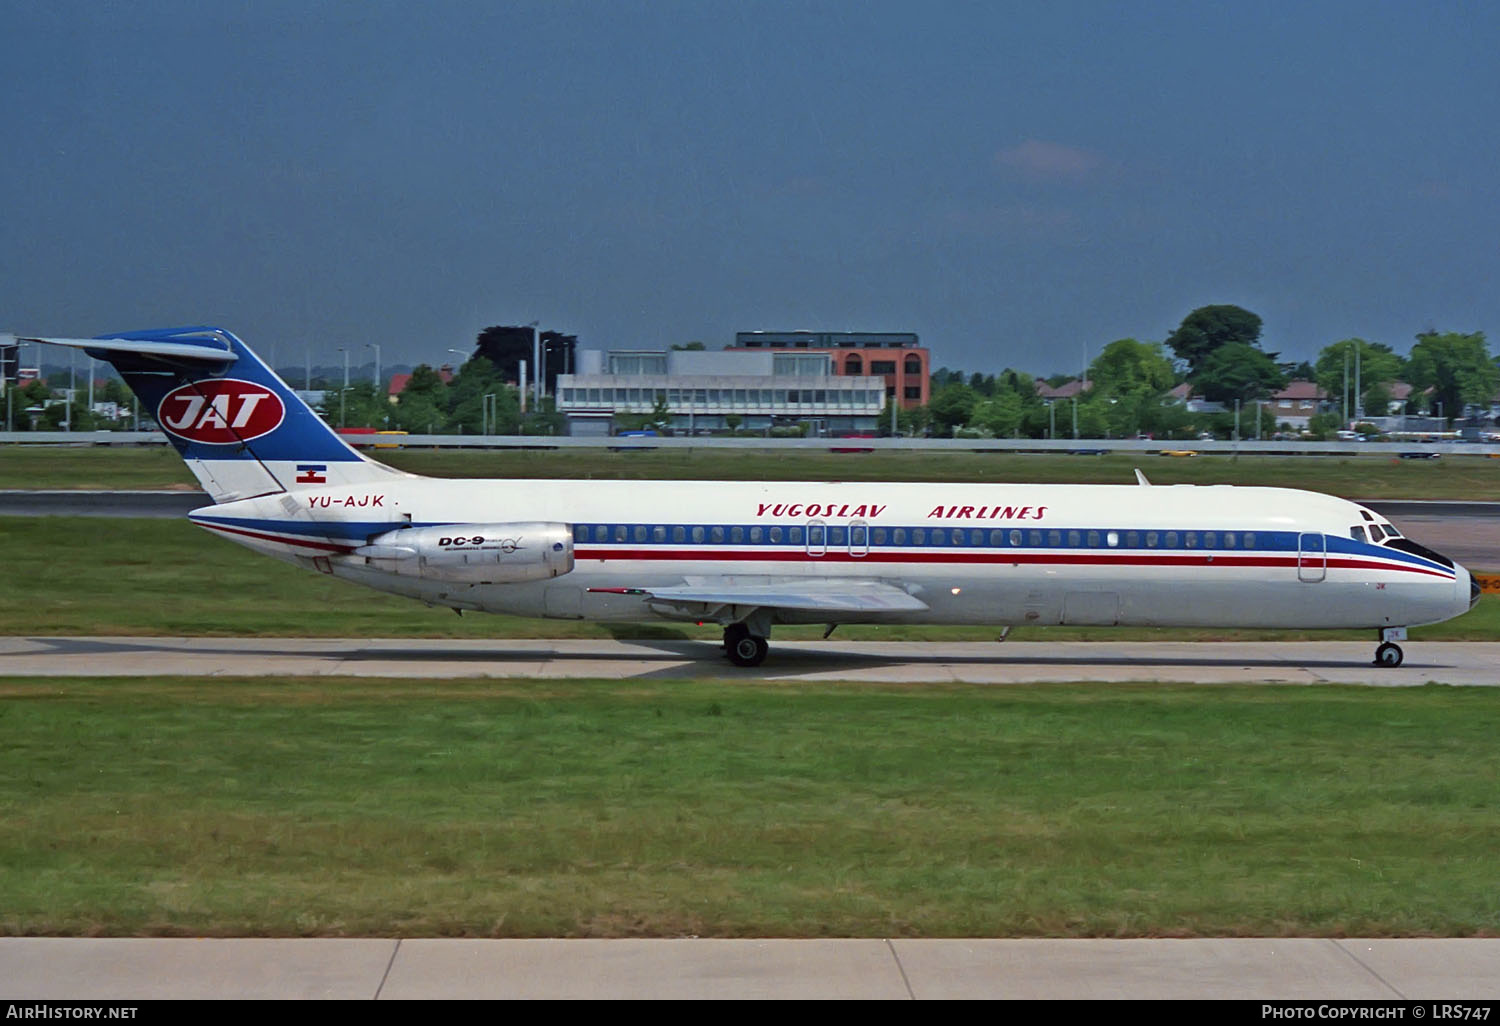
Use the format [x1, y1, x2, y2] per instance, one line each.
[1, 677, 1497, 938]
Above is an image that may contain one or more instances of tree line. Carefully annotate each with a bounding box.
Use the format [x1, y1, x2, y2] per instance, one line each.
[917, 305, 1497, 440]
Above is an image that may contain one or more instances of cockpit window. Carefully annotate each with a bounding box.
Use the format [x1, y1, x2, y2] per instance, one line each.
[1350, 526, 1368, 542]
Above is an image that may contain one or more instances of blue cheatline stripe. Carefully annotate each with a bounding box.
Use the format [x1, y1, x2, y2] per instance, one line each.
[189, 513, 1457, 579]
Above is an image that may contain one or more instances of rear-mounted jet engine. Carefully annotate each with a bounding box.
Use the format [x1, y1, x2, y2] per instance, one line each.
[353, 523, 574, 584]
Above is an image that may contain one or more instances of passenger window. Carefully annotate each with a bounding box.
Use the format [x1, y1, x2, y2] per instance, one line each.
[1029, 531, 1042, 547]
[576, 525, 590, 542]
[634, 525, 647, 542]
[711, 526, 724, 543]
[1244, 533, 1256, 548]
[1010, 530, 1022, 546]
[769, 526, 782, 543]
[672, 526, 686, 543]
[1067, 531, 1080, 547]
[872, 528, 887, 544]
[831, 527, 848, 546]
[1088, 531, 1099, 547]
[913, 529, 926, 545]
[1146, 532, 1158, 548]
[849, 526, 865, 546]
[990, 530, 1004, 547]
[750, 526, 763, 543]
[730, 526, 743, 543]
[1185, 532, 1197, 548]
[1106, 531, 1118, 548]
[1049, 531, 1061, 547]
[691, 526, 705, 543]
[894, 528, 907, 544]
[653, 526, 666, 543]
[790, 527, 804, 544]
[809, 525, 825, 545]
[1204, 532, 1217, 549]
[971, 530, 983, 545]
[1165, 532, 1178, 547]
[615, 525, 627, 542]
[952, 529, 965, 545]
[1223, 532, 1236, 549]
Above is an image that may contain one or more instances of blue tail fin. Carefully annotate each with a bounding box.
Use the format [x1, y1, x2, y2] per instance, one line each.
[23, 326, 410, 502]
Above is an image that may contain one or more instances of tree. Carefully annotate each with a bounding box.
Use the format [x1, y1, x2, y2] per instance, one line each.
[1313, 339, 1403, 421]
[972, 391, 1026, 437]
[388, 364, 451, 434]
[1088, 338, 1177, 396]
[1406, 331, 1496, 425]
[1167, 305, 1263, 376]
[446, 357, 516, 434]
[1191, 342, 1286, 405]
[926, 383, 979, 436]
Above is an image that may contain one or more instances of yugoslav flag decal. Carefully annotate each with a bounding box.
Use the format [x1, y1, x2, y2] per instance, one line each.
[296, 465, 328, 484]
[157, 379, 286, 445]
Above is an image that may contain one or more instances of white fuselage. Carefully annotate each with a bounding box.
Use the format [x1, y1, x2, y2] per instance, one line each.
[190, 478, 1475, 633]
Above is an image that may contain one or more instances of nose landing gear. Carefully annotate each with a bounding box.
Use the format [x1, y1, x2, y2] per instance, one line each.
[1374, 627, 1407, 667]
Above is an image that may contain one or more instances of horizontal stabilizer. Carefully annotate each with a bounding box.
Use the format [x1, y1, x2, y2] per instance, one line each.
[20, 336, 235, 366]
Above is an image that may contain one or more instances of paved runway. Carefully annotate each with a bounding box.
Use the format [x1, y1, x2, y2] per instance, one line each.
[4, 636, 1499, 686]
[3, 937, 1499, 999]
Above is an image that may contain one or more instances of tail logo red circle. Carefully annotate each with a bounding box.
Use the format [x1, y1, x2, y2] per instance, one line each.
[157, 379, 286, 444]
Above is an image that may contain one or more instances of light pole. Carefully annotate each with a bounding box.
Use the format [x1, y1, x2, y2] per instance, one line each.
[483, 393, 496, 435]
[337, 347, 349, 428]
[528, 320, 541, 410]
[367, 343, 381, 397]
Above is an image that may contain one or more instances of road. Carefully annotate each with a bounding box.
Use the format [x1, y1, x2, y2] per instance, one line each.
[4, 636, 1499, 685]
[3, 936, 1499, 1000]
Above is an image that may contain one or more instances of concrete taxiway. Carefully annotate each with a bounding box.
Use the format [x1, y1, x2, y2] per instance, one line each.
[3, 636, 1499, 686]
[3, 937, 1499, 999]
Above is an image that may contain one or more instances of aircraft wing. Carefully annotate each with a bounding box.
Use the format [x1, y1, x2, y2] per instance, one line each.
[619, 577, 929, 614]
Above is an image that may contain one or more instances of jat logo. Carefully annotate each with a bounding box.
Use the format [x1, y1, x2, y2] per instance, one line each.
[157, 379, 286, 444]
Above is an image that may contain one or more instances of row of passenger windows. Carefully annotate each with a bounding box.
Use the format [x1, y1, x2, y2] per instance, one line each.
[573, 523, 1263, 549]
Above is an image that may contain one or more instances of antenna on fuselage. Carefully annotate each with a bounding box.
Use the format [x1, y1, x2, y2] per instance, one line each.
[1134, 468, 1151, 486]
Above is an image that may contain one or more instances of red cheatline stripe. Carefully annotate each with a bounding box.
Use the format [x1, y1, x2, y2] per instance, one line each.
[195, 520, 356, 554]
[574, 547, 1455, 579]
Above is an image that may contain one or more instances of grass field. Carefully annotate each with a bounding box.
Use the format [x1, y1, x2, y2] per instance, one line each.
[3, 444, 1500, 499]
[2, 676, 1497, 938]
[3, 453, 1497, 942]
[2, 516, 1495, 640]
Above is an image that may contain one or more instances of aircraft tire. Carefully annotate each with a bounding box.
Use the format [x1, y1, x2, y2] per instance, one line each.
[1374, 642, 1404, 668]
[727, 633, 768, 668]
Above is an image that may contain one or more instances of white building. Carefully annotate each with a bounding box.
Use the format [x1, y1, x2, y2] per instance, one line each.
[556, 349, 888, 436]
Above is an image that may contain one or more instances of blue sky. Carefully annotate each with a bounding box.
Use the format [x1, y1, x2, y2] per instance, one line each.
[3, 0, 1496, 376]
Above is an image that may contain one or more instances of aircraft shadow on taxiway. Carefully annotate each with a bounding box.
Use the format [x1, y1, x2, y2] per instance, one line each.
[17, 636, 1445, 673]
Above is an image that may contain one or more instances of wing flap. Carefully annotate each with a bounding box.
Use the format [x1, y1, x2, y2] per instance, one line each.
[639, 578, 929, 613]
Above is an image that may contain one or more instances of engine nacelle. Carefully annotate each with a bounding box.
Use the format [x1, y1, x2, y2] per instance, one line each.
[353, 522, 574, 584]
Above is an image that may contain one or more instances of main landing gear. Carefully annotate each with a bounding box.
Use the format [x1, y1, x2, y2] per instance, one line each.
[723, 623, 769, 668]
[1374, 627, 1407, 668]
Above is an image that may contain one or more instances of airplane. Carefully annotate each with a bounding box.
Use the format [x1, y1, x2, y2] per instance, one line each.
[22, 326, 1481, 668]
